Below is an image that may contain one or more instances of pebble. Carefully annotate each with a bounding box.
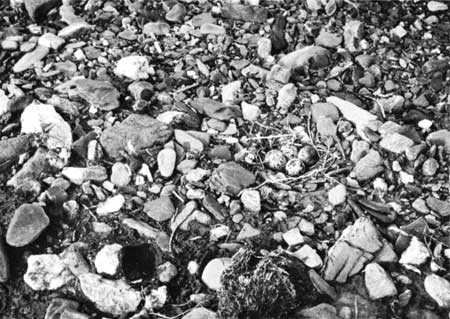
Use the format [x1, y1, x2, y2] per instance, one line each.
[426, 129, 450, 152]
[71, 78, 120, 111]
[282, 228, 305, 246]
[328, 184, 347, 206]
[257, 37, 272, 60]
[38, 33, 65, 50]
[426, 197, 450, 217]
[157, 148, 176, 178]
[422, 158, 439, 176]
[144, 196, 175, 222]
[379, 133, 414, 154]
[13, 45, 49, 73]
[24, 254, 74, 291]
[165, 3, 186, 23]
[236, 223, 261, 241]
[412, 198, 430, 214]
[174, 129, 204, 154]
[6, 203, 49, 247]
[364, 263, 397, 300]
[182, 307, 218, 319]
[428, 1, 448, 12]
[200, 23, 226, 35]
[399, 236, 430, 267]
[114, 56, 151, 80]
[293, 245, 323, 268]
[110, 163, 132, 187]
[279, 46, 330, 70]
[122, 218, 170, 252]
[96, 194, 125, 216]
[241, 101, 261, 122]
[276, 83, 297, 113]
[240, 189, 261, 212]
[424, 274, 450, 308]
[311, 102, 339, 123]
[209, 162, 256, 195]
[350, 140, 370, 162]
[62, 166, 108, 185]
[94, 244, 122, 276]
[353, 150, 384, 181]
[157, 262, 178, 283]
[201, 257, 232, 290]
[143, 21, 170, 36]
[315, 30, 342, 48]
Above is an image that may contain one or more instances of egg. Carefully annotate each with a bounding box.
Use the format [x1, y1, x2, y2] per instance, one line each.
[264, 150, 287, 170]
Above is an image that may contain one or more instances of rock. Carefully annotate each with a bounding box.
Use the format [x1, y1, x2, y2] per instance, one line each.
[0, 240, 8, 283]
[6, 203, 49, 247]
[399, 236, 430, 267]
[114, 56, 151, 80]
[374, 240, 398, 264]
[38, 33, 65, 50]
[144, 196, 175, 222]
[391, 25, 407, 39]
[201, 257, 232, 290]
[270, 15, 288, 53]
[0, 89, 9, 116]
[379, 133, 414, 154]
[426, 197, 450, 217]
[79, 273, 141, 316]
[190, 98, 242, 121]
[191, 12, 216, 27]
[157, 148, 176, 178]
[350, 140, 369, 162]
[58, 22, 92, 39]
[422, 158, 439, 176]
[24, 0, 59, 22]
[186, 168, 210, 183]
[317, 117, 336, 136]
[364, 263, 397, 300]
[122, 218, 170, 252]
[282, 228, 305, 246]
[315, 30, 342, 48]
[0, 135, 32, 167]
[209, 162, 256, 195]
[143, 21, 170, 36]
[110, 162, 132, 187]
[200, 24, 226, 35]
[424, 274, 450, 308]
[276, 83, 297, 113]
[59, 244, 90, 277]
[428, 1, 448, 12]
[236, 223, 261, 241]
[378, 95, 404, 113]
[72, 78, 120, 111]
[96, 194, 125, 216]
[165, 3, 186, 22]
[157, 261, 178, 283]
[241, 101, 261, 122]
[353, 150, 384, 181]
[257, 37, 272, 60]
[128, 81, 153, 100]
[266, 64, 291, 89]
[44, 298, 86, 319]
[174, 129, 204, 154]
[311, 102, 339, 123]
[94, 244, 122, 276]
[298, 219, 315, 236]
[24, 254, 74, 291]
[13, 45, 49, 73]
[222, 80, 241, 105]
[182, 307, 218, 319]
[21, 102, 72, 150]
[221, 3, 268, 22]
[279, 46, 330, 70]
[378, 121, 401, 136]
[62, 166, 108, 185]
[328, 184, 347, 206]
[343, 20, 363, 52]
[297, 303, 338, 319]
[426, 129, 450, 152]
[100, 114, 172, 159]
[323, 217, 383, 283]
[293, 245, 323, 268]
[240, 189, 261, 212]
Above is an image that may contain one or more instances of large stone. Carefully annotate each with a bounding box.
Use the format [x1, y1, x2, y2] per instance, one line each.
[311, 103, 339, 123]
[73, 78, 120, 111]
[62, 166, 108, 185]
[315, 30, 342, 48]
[38, 33, 65, 50]
[323, 218, 382, 283]
[426, 197, 450, 217]
[221, 3, 268, 23]
[143, 21, 170, 36]
[201, 257, 232, 290]
[6, 203, 50, 247]
[279, 46, 330, 70]
[364, 263, 397, 300]
[114, 56, 151, 80]
[424, 274, 450, 308]
[428, 1, 448, 12]
[79, 273, 141, 316]
[209, 162, 256, 195]
[353, 150, 384, 181]
[24, 0, 60, 22]
[427, 129, 450, 152]
[13, 45, 49, 73]
[144, 196, 175, 222]
[379, 133, 414, 154]
[182, 307, 218, 319]
[100, 114, 172, 159]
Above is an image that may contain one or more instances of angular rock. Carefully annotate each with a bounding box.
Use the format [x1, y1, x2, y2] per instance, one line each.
[221, 3, 267, 22]
[328, 184, 347, 206]
[296, 303, 338, 319]
[379, 133, 414, 154]
[44, 298, 84, 319]
[100, 114, 172, 159]
[209, 162, 256, 195]
[13, 45, 49, 73]
[0, 135, 32, 167]
[426, 197, 450, 217]
[174, 129, 204, 154]
[143, 21, 170, 36]
[311, 102, 339, 123]
[350, 140, 369, 163]
[276, 83, 297, 113]
[79, 273, 141, 316]
[122, 218, 170, 252]
[96, 195, 125, 216]
[144, 196, 175, 222]
[114, 56, 151, 80]
[157, 261, 177, 283]
[279, 46, 330, 70]
[353, 150, 384, 181]
[24, 254, 75, 290]
[364, 263, 397, 300]
[201, 257, 232, 290]
[72, 78, 120, 111]
[399, 236, 430, 267]
[6, 203, 49, 247]
[315, 30, 342, 48]
[166, 3, 186, 22]
[62, 166, 108, 185]
[343, 20, 363, 52]
[38, 33, 65, 50]
[241, 101, 261, 122]
[293, 245, 323, 269]
[95, 244, 122, 276]
[236, 223, 261, 241]
[424, 274, 450, 308]
[190, 98, 241, 121]
[427, 129, 450, 152]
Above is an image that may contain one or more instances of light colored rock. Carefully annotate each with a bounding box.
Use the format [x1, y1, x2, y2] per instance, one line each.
[241, 101, 261, 122]
[182, 307, 218, 319]
[38, 33, 65, 50]
[199, 23, 225, 35]
[110, 162, 132, 187]
[364, 263, 397, 300]
[353, 150, 384, 181]
[144, 286, 168, 310]
[13, 45, 49, 73]
[24, 254, 74, 291]
[0, 89, 9, 117]
[297, 303, 338, 319]
[276, 83, 297, 113]
[282, 228, 305, 246]
[96, 195, 125, 216]
[236, 223, 261, 241]
[315, 30, 342, 48]
[94, 244, 122, 276]
[144, 196, 175, 222]
[328, 184, 347, 206]
[122, 218, 170, 252]
[298, 219, 314, 236]
[428, 1, 448, 12]
[79, 273, 141, 316]
[186, 168, 210, 183]
[350, 140, 370, 162]
[201, 257, 232, 290]
[293, 245, 322, 268]
[222, 80, 241, 105]
[279, 46, 329, 70]
[426, 129, 450, 152]
[174, 129, 204, 154]
[311, 102, 339, 123]
[157, 148, 176, 178]
[343, 20, 363, 52]
[399, 236, 430, 267]
[240, 189, 261, 212]
[424, 274, 450, 308]
[143, 21, 170, 36]
[209, 162, 256, 195]
[157, 261, 178, 283]
[62, 166, 108, 185]
[379, 133, 414, 154]
[114, 56, 151, 80]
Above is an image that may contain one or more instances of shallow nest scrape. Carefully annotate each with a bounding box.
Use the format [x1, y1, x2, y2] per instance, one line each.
[218, 248, 321, 319]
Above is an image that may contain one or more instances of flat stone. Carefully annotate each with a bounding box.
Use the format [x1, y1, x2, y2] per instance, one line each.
[6, 203, 49, 247]
[315, 30, 342, 48]
[100, 114, 172, 159]
[122, 218, 170, 252]
[282, 228, 305, 246]
[311, 102, 339, 123]
[144, 196, 175, 222]
[428, 1, 448, 12]
[94, 244, 122, 276]
[426, 197, 450, 217]
[378, 121, 402, 136]
[165, 3, 186, 23]
[427, 129, 450, 152]
[24, 0, 60, 22]
[182, 307, 218, 319]
[379, 133, 414, 154]
[364, 263, 397, 300]
[279, 45, 330, 70]
[353, 150, 384, 181]
[209, 162, 256, 195]
[293, 244, 323, 268]
[157, 148, 176, 178]
[24, 254, 74, 291]
[38, 33, 65, 50]
[114, 56, 151, 80]
[190, 98, 242, 121]
[200, 23, 225, 35]
[79, 273, 141, 316]
[72, 78, 120, 111]
[96, 195, 125, 216]
[191, 13, 216, 27]
[399, 236, 430, 267]
[174, 129, 204, 154]
[13, 45, 49, 73]
[221, 3, 268, 23]
[143, 21, 170, 36]
[201, 257, 232, 290]
[58, 22, 92, 39]
[424, 274, 450, 308]
[257, 37, 272, 60]
[236, 223, 261, 241]
[296, 303, 338, 319]
[317, 117, 336, 136]
[62, 166, 108, 185]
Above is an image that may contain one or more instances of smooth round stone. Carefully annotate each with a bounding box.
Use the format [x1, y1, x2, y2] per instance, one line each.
[6, 203, 50, 247]
[157, 148, 176, 178]
[110, 162, 132, 187]
[201, 257, 232, 290]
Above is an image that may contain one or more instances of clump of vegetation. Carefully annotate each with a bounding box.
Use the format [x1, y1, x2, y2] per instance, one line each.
[218, 248, 320, 319]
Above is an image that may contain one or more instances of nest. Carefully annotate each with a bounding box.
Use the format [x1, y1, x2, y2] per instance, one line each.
[218, 248, 320, 319]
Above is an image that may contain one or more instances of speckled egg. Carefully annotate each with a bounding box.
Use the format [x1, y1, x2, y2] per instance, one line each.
[264, 150, 287, 170]
[298, 145, 319, 166]
[280, 144, 298, 159]
[285, 158, 305, 176]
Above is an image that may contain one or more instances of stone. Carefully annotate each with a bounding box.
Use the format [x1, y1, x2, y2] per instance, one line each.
[165, 3, 186, 22]
[186, 168, 210, 183]
[201, 257, 232, 290]
[144, 196, 175, 222]
[426, 197, 450, 217]
[96, 195, 125, 216]
[182, 307, 218, 319]
[221, 3, 268, 22]
[114, 56, 151, 80]
[424, 274, 450, 308]
[328, 184, 347, 206]
[282, 228, 305, 246]
[100, 114, 172, 159]
[38, 33, 65, 50]
[276, 83, 297, 113]
[240, 189, 261, 212]
[412, 198, 429, 214]
[323, 218, 383, 283]
[110, 163, 132, 187]
[293, 245, 323, 268]
[257, 37, 272, 60]
[21, 102, 72, 150]
[353, 150, 384, 181]
[191, 12, 216, 27]
[315, 30, 342, 48]
[13, 45, 49, 73]
[200, 23, 225, 35]
[222, 80, 241, 105]
[378, 95, 404, 113]
[72, 78, 120, 111]
[344, 20, 363, 52]
[174, 129, 204, 154]
[190, 98, 242, 121]
[236, 223, 261, 241]
[62, 166, 108, 185]
[364, 263, 397, 300]
[311, 102, 339, 123]
[317, 117, 336, 136]
[241, 101, 261, 122]
[379, 133, 414, 154]
[374, 240, 398, 264]
[299, 219, 315, 236]
[24, 254, 74, 291]
[122, 218, 170, 252]
[44, 298, 84, 319]
[0, 135, 32, 167]
[422, 158, 439, 176]
[6, 203, 49, 247]
[428, 1, 448, 12]
[391, 25, 407, 39]
[296, 303, 338, 319]
[59, 244, 90, 277]
[350, 140, 370, 163]
[94, 244, 122, 276]
[157, 148, 176, 178]
[378, 121, 401, 136]
[157, 261, 178, 283]
[427, 129, 450, 152]
[79, 273, 141, 316]
[209, 162, 256, 195]
[399, 236, 430, 267]
[24, 0, 59, 22]
[279, 46, 330, 71]
[58, 22, 92, 39]
[0, 89, 9, 116]
[143, 21, 170, 36]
